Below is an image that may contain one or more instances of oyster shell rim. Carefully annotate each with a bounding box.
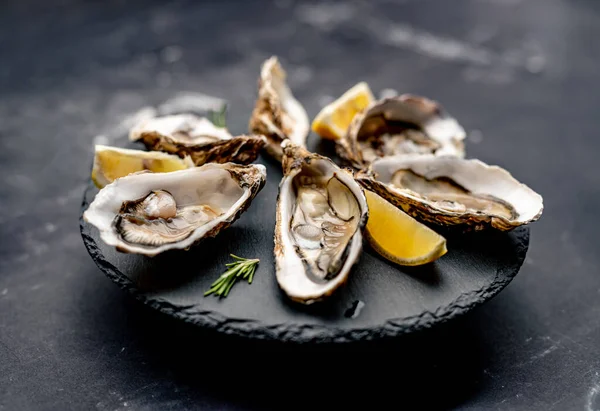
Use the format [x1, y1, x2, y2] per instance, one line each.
[274, 141, 369, 304]
[355, 154, 544, 231]
[129, 113, 267, 166]
[337, 94, 467, 169]
[248, 56, 310, 162]
[83, 162, 267, 257]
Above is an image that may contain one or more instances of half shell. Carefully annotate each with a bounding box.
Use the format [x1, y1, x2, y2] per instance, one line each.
[338, 94, 466, 169]
[130, 113, 266, 166]
[274, 141, 369, 304]
[355, 154, 543, 231]
[83, 162, 267, 256]
[249, 56, 309, 162]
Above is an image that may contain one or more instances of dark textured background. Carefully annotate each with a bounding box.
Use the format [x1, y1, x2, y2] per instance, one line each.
[1, 0, 599, 409]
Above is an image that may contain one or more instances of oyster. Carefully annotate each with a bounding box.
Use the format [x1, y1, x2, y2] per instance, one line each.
[355, 154, 543, 231]
[83, 162, 266, 256]
[249, 56, 309, 162]
[274, 141, 369, 304]
[337, 94, 466, 169]
[130, 113, 266, 166]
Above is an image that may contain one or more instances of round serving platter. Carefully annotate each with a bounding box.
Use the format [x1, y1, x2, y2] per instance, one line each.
[79, 126, 529, 343]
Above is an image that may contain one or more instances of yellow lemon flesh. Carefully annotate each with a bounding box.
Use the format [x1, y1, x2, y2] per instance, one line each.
[311, 81, 375, 141]
[91, 145, 193, 188]
[364, 190, 448, 266]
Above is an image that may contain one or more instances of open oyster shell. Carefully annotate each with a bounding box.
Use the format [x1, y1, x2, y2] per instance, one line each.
[130, 113, 266, 166]
[274, 141, 369, 304]
[83, 162, 266, 256]
[355, 154, 543, 231]
[249, 56, 309, 162]
[337, 94, 466, 169]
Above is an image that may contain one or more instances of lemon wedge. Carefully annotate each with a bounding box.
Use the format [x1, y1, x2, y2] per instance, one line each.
[364, 190, 448, 266]
[91, 145, 193, 188]
[311, 81, 375, 140]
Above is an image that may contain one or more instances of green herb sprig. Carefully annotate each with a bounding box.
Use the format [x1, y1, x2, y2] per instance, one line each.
[204, 254, 259, 298]
[208, 104, 228, 128]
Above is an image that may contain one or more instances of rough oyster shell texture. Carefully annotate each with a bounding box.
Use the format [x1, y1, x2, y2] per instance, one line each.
[355, 154, 543, 231]
[130, 113, 267, 166]
[337, 94, 466, 169]
[274, 141, 369, 304]
[248, 56, 309, 162]
[83, 162, 266, 256]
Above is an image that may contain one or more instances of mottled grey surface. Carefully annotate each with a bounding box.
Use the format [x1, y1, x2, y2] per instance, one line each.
[1, 0, 600, 410]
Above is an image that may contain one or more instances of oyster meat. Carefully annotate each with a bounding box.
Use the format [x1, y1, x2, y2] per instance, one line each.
[356, 154, 543, 231]
[274, 141, 369, 304]
[83, 162, 266, 256]
[337, 94, 466, 169]
[130, 113, 266, 166]
[249, 56, 309, 162]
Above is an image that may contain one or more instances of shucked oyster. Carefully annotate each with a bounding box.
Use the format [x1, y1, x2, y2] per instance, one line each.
[274, 141, 369, 304]
[130, 113, 266, 166]
[83, 162, 266, 256]
[356, 154, 543, 231]
[337, 95, 466, 169]
[249, 56, 309, 162]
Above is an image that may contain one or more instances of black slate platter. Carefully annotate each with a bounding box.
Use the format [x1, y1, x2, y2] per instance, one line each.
[80, 120, 529, 344]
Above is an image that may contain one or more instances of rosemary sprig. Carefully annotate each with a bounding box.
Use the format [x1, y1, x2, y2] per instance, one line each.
[204, 254, 259, 298]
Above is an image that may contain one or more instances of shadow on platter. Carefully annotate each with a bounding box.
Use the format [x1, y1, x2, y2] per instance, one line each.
[74, 283, 492, 410]
[122, 226, 250, 293]
[442, 226, 529, 263]
[313, 136, 340, 163]
[361, 240, 444, 286]
[275, 282, 351, 321]
[257, 149, 283, 170]
[396, 260, 444, 286]
[75, 219, 530, 409]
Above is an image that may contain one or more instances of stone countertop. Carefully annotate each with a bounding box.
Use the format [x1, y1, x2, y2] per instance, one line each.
[1, 0, 599, 409]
